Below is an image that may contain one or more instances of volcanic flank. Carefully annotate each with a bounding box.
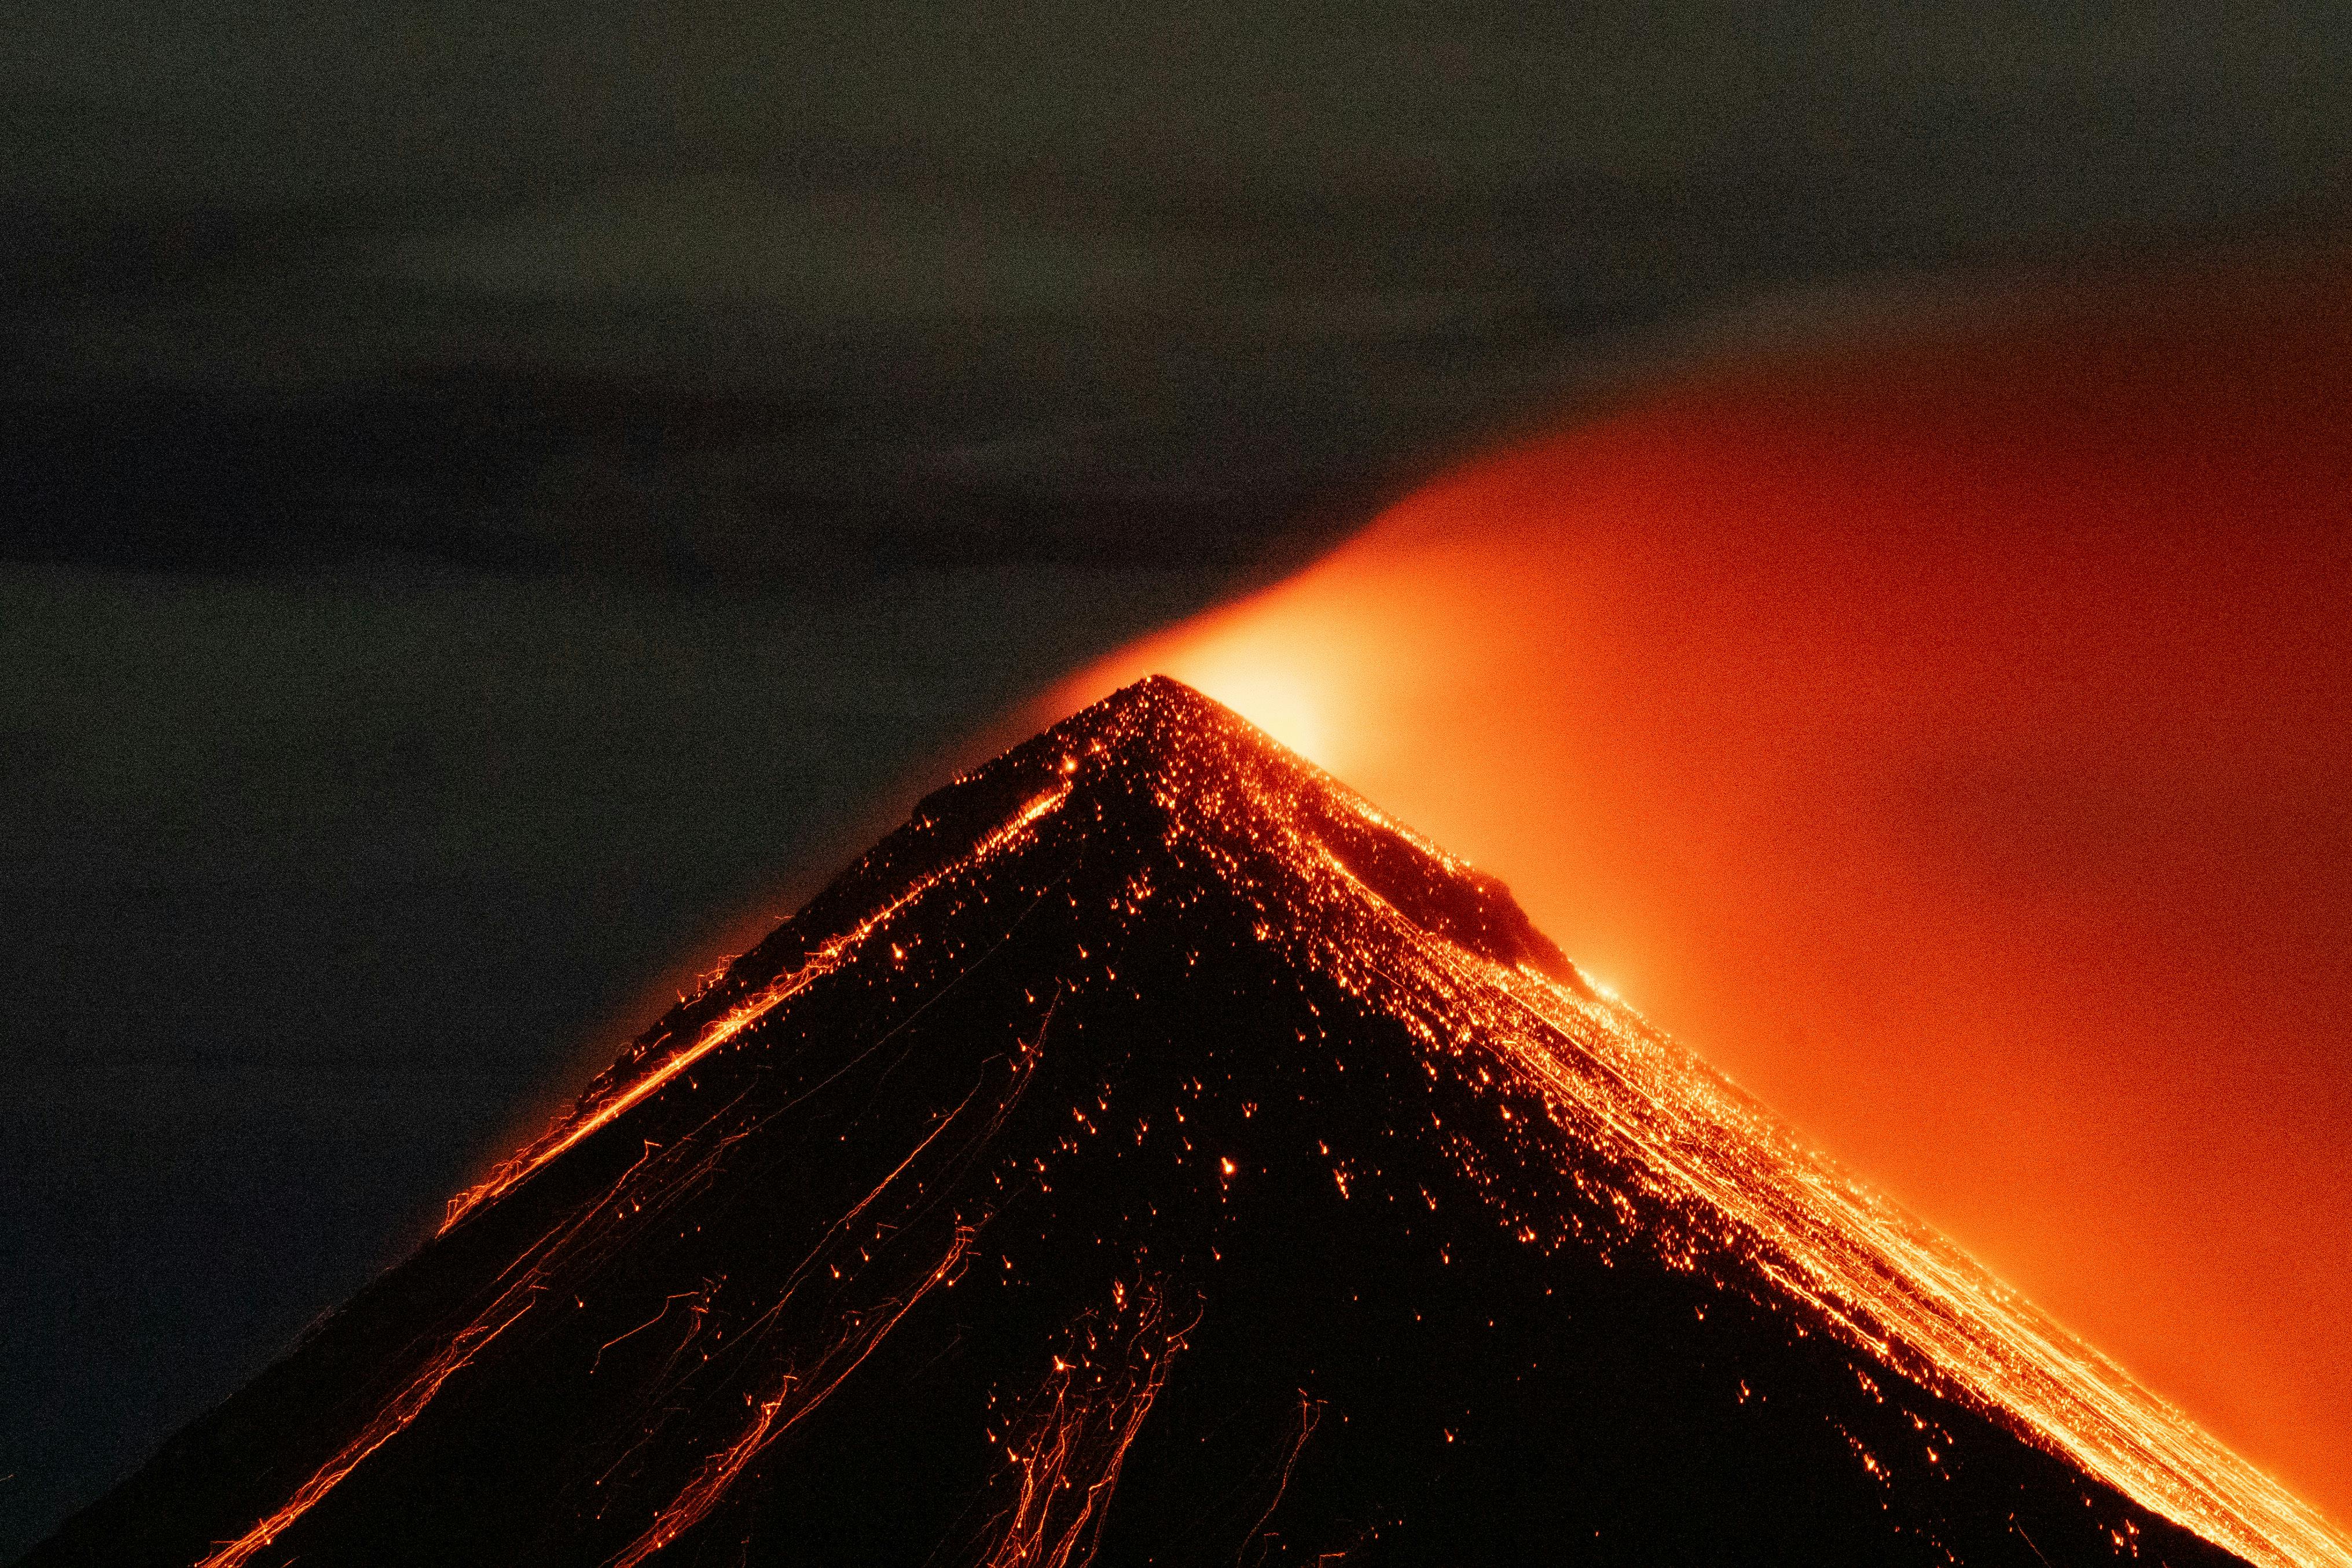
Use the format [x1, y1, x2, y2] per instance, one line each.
[28, 678, 2349, 1568]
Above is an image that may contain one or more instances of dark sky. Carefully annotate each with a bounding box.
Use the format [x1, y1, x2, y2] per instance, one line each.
[5, 3, 2351, 1555]
[12, 3, 2351, 579]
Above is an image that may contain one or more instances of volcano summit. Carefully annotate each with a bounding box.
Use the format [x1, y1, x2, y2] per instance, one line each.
[27, 679, 2347, 1567]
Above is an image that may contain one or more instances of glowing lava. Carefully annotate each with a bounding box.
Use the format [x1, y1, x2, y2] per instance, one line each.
[1048, 254, 2352, 1526]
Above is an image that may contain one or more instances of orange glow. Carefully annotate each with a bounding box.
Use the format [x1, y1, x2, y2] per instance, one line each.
[1049, 255, 2352, 1527]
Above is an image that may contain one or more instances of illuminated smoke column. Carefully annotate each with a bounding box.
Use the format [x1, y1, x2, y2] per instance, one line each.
[1054, 256, 2352, 1523]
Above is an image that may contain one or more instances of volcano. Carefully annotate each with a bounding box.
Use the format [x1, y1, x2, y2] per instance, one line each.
[27, 678, 2347, 1567]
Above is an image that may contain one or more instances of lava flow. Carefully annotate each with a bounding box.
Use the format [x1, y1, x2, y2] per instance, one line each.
[28, 679, 2350, 1567]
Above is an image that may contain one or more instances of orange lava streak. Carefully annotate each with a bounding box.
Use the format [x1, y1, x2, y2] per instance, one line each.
[443, 784, 1073, 1232]
[593, 1023, 1043, 1556]
[979, 1284, 1188, 1568]
[193, 1302, 531, 1568]
[606, 1230, 975, 1568]
[192, 1145, 667, 1568]
[1237, 1392, 1324, 1562]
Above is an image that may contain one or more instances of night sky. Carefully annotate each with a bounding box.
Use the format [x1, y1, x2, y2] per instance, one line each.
[6, 5, 2352, 1556]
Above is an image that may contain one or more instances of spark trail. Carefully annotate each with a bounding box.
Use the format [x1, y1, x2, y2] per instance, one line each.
[191, 1304, 531, 1568]
[973, 1283, 1191, 1568]
[608, 1230, 977, 1568]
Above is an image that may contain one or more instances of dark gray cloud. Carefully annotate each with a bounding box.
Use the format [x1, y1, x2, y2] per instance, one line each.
[8, 1, 2347, 582]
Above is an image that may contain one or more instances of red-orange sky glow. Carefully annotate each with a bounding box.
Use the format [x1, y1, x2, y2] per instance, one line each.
[1047, 254, 2352, 1526]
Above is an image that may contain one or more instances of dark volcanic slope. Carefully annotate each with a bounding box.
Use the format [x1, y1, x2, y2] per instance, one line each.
[28, 679, 2344, 1568]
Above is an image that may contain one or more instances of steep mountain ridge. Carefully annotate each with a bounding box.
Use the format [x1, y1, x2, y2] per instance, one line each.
[26, 677, 2345, 1567]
